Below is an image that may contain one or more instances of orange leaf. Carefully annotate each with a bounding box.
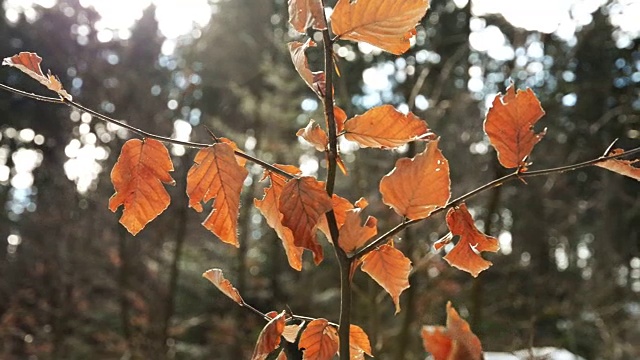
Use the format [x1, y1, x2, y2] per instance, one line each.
[297, 120, 329, 152]
[421, 301, 483, 360]
[187, 143, 248, 247]
[288, 0, 327, 33]
[334, 106, 347, 134]
[109, 138, 175, 235]
[289, 39, 324, 96]
[331, 0, 429, 55]
[202, 268, 244, 306]
[339, 209, 377, 254]
[379, 139, 450, 220]
[361, 243, 412, 314]
[484, 84, 546, 169]
[595, 148, 640, 181]
[3, 52, 72, 100]
[252, 311, 287, 360]
[298, 319, 339, 360]
[279, 177, 333, 264]
[219, 137, 247, 167]
[348, 324, 373, 359]
[255, 165, 305, 271]
[317, 194, 354, 241]
[343, 105, 431, 148]
[445, 204, 499, 277]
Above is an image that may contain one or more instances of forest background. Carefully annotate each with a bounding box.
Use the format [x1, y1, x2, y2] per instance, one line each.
[0, 0, 638, 359]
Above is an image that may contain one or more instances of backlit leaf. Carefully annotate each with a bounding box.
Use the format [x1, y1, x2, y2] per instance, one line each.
[298, 319, 339, 360]
[334, 106, 347, 134]
[339, 209, 377, 254]
[379, 139, 450, 220]
[317, 194, 354, 240]
[109, 138, 175, 235]
[331, 0, 429, 55]
[361, 243, 412, 314]
[297, 119, 329, 152]
[3, 52, 72, 100]
[202, 268, 244, 306]
[187, 142, 248, 247]
[343, 105, 431, 148]
[445, 203, 499, 277]
[289, 39, 324, 96]
[288, 0, 327, 33]
[484, 84, 546, 169]
[283, 323, 304, 343]
[279, 177, 333, 264]
[255, 165, 305, 271]
[348, 324, 373, 359]
[252, 311, 287, 360]
[421, 301, 483, 360]
[595, 148, 640, 181]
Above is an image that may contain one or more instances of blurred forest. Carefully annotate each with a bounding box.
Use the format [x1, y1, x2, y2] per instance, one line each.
[0, 0, 639, 359]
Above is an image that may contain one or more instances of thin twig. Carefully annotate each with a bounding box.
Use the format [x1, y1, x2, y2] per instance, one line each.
[354, 145, 640, 259]
[0, 82, 296, 179]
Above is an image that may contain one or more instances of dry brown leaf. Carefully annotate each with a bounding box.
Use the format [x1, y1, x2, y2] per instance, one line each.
[255, 165, 305, 271]
[331, 0, 429, 54]
[288, 0, 327, 33]
[298, 319, 339, 360]
[421, 301, 483, 360]
[109, 138, 175, 235]
[279, 177, 333, 264]
[186, 142, 248, 247]
[289, 39, 324, 96]
[3, 52, 72, 100]
[202, 268, 244, 306]
[348, 324, 373, 359]
[297, 119, 329, 152]
[445, 204, 499, 277]
[334, 106, 347, 134]
[317, 194, 354, 241]
[339, 209, 377, 254]
[343, 105, 431, 148]
[361, 243, 412, 314]
[379, 139, 450, 220]
[252, 311, 287, 360]
[484, 84, 546, 169]
[595, 148, 640, 181]
[283, 323, 304, 343]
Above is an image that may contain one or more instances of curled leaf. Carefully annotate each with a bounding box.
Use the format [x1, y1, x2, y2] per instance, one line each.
[421, 301, 483, 360]
[3, 52, 72, 100]
[109, 138, 175, 235]
[298, 319, 339, 360]
[445, 204, 499, 277]
[288, 0, 327, 33]
[289, 39, 324, 96]
[595, 148, 640, 181]
[252, 311, 287, 360]
[202, 268, 244, 306]
[297, 119, 329, 152]
[484, 84, 546, 169]
[331, 0, 430, 55]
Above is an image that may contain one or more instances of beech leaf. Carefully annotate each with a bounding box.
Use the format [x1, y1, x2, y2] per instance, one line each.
[421, 301, 483, 360]
[109, 138, 175, 235]
[298, 319, 339, 360]
[334, 106, 347, 134]
[202, 268, 244, 306]
[3, 52, 72, 100]
[297, 119, 329, 152]
[255, 165, 305, 271]
[279, 177, 333, 264]
[348, 324, 373, 359]
[186, 142, 249, 247]
[445, 203, 499, 277]
[331, 0, 429, 55]
[595, 148, 640, 181]
[283, 323, 304, 343]
[379, 139, 451, 220]
[484, 84, 546, 169]
[288, 0, 327, 33]
[252, 311, 287, 360]
[343, 105, 431, 148]
[317, 194, 354, 241]
[339, 209, 377, 254]
[289, 39, 324, 96]
[361, 243, 412, 314]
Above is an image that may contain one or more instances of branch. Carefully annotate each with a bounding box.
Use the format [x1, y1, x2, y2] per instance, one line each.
[354, 145, 640, 259]
[0, 82, 296, 180]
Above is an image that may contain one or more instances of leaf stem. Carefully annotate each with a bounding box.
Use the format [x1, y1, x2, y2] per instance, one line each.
[0, 82, 296, 180]
[354, 145, 640, 259]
